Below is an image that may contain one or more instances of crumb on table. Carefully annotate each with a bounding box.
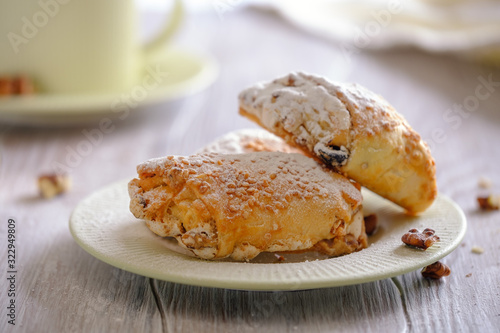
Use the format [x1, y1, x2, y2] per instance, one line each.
[478, 177, 492, 189]
[471, 246, 484, 254]
[38, 174, 71, 199]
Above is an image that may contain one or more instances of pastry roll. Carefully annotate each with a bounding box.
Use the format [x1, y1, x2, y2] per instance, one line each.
[129, 152, 366, 261]
[239, 72, 437, 214]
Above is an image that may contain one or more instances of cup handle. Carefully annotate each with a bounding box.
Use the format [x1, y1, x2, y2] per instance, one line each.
[143, 0, 184, 57]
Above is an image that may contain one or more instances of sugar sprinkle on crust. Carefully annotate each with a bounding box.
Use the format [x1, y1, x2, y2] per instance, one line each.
[197, 128, 304, 155]
[129, 152, 366, 261]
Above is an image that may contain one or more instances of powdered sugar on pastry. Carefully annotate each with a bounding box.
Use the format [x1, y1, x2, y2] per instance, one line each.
[239, 73, 351, 165]
[239, 72, 437, 214]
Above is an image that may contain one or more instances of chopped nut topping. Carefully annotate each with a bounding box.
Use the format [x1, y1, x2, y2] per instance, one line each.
[477, 195, 500, 210]
[38, 174, 71, 199]
[401, 228, 440, 250]
[198, 184, 209, 194]
[363, 214, 378, 236]
[421, 261, 450, 279]
[136, 152, 361, 224]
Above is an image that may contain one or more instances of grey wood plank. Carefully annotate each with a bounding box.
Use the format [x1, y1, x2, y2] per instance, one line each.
[154, 279, 406, 333]
[0, 135, 163, 332]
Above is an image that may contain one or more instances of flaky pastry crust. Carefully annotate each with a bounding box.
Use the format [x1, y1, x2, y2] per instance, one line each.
[197, 128, 304, 155]
[239, 72, 437, 214]
[129, 152, 367, 261]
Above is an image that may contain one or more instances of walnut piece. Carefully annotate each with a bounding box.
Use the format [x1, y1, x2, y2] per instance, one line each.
[274, 254, 285, 262]
[0, 75, 35, 96]
[38, 174, 71, 199]
[401, 228, 440, 250]
[364, 214, 378, 236]
[12, 76, 34, 95]
[477, 195, 500, 210]
[421, 261, 451, 279]
[0, 78, 12, 96]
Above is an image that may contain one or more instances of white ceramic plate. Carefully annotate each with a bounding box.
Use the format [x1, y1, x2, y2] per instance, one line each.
[69, 180, 466, 291]
[0, 48, 218, 126]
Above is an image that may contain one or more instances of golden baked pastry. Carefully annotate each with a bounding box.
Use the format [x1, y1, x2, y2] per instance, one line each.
[198, 128, 304, 155]
[239, 72, 437, 214]
[129, 152, 367, 261]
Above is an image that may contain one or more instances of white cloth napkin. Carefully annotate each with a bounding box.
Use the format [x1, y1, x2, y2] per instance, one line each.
[248, 0, 500, 63]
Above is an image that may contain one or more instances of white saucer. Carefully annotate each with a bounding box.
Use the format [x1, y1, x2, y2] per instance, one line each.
[69, 180, 466, 291]
[0, 48, 218, 126]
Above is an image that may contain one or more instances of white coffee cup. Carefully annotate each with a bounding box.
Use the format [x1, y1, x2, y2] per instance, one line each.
[0, 0, 183, 94]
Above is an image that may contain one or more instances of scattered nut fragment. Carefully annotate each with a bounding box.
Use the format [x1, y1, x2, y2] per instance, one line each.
[12, 75, 34, 95]
[364, 214, 378, 236]
[0, 78, 13, 96]
[478, 177, 492, 189]
[421, 261, 451, 279]
[401, 228, 440, 250]
[477, 195, 500, 210]
[274, 254, 285, 262]
[471, 246, 484, 254]
[465, 273, 472, 278]
[38, 174, 71, 199]
[0, 75, 35, 96]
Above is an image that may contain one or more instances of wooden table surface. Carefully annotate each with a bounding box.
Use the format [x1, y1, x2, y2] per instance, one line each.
[1, 7, 500, 333]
